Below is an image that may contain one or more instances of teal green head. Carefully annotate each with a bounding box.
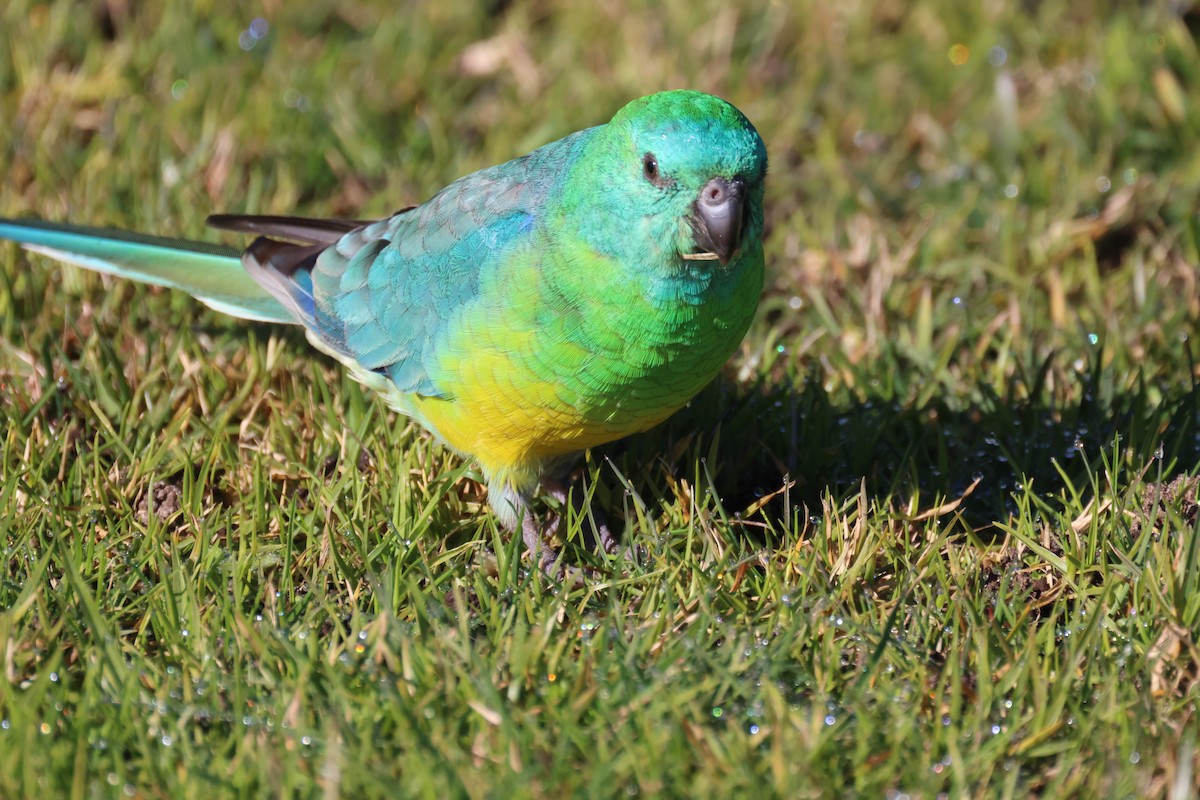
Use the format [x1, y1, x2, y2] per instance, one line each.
[552, 90, 767, 280]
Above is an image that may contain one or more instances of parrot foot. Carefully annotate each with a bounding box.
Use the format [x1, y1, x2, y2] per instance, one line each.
[521, 513, 561, 573]
[517, 480, 631, 573]
[542, 480, 621, 556]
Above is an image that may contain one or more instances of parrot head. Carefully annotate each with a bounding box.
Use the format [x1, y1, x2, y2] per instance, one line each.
[556, 90, 768, 277]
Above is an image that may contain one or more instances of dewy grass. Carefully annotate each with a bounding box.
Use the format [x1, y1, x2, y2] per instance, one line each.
[1, 1, 1199, 797]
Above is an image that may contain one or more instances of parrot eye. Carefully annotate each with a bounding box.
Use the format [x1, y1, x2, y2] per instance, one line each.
[642, 153, 666, 186]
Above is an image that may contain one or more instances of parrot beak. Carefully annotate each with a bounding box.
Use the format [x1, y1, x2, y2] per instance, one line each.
[688, 176, 746, 266]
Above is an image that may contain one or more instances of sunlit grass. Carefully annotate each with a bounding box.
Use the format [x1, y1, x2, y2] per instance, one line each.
[1, 1, 1198, 797]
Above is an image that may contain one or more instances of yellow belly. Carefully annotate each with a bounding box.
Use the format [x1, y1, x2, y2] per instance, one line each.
[410, 375, 677, 476]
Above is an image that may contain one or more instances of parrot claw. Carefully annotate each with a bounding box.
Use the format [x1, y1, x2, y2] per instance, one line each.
[544, 479, 613, 552]
[521, 513, 560, 573]
[517, 479, 633, 574]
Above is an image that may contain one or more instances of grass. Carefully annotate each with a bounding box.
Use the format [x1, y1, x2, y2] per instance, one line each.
[1, 0, 1199, 797]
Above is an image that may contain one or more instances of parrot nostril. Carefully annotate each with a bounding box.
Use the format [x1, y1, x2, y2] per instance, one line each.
[701, 177, 744, 207]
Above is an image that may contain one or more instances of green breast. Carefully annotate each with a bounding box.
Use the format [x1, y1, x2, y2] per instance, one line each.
[416, 237, 762, 469]
[536, 240, 763, 433]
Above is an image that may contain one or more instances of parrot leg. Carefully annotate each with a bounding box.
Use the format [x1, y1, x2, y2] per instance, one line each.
[521, 513, 560, 572]
[541, 479, 618, 555]
[513, 478, 623, 573]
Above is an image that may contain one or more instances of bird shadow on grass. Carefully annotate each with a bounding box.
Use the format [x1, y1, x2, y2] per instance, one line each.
[591, 349, 1200, 550]
[15, 313, 1197, 569]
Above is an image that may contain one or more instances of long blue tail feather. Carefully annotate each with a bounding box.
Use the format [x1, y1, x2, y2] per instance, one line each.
[0, 218, 295, 324]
